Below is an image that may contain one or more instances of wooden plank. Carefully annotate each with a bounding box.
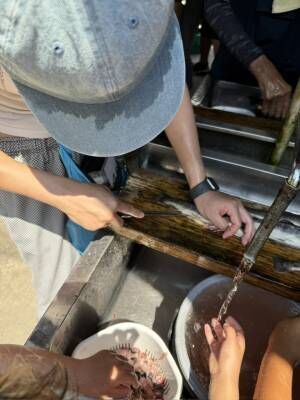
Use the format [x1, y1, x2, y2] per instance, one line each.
[115, 169, 300, 301]
[194, 106, 283, 133]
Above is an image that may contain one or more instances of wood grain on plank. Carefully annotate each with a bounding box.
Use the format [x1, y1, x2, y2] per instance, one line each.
[194, 106, 283, 133]
[116, 169, 300, 301]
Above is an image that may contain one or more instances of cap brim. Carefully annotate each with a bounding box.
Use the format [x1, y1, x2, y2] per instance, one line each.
[15, 14, 185, 157]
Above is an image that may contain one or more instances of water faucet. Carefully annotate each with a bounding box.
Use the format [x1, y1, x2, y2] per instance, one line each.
[242, 116, 300, 272]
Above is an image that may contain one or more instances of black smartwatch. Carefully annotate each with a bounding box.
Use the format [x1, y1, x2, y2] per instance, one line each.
[190, 177, 219, 200]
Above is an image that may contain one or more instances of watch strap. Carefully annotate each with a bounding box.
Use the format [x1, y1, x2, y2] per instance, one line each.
[190, 178, 219, 200]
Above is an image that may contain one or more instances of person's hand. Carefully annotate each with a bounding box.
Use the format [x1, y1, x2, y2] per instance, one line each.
[75, 350, 138, 399]
[249, 55, 292, 119]
[268, 317, 300, 366]
[56, 180, 144, 230]
[194, 191, 254, 246]
[204, 317, 246, 382]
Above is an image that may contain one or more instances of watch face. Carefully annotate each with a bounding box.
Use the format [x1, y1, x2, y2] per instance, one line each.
[207, 178, 219, 191]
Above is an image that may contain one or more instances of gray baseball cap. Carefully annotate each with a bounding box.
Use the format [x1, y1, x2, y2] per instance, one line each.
[0, 1, 185, 156]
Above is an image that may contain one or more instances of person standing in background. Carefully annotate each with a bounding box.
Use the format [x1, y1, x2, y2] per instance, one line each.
[204, 0, 300, 119]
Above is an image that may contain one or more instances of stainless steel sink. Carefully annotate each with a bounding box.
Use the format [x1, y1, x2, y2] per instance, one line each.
[208, 80, 262, 117]
[26, 235, 212, 355]
[191, 78, 294, 169]
[26, 234, 300, 399]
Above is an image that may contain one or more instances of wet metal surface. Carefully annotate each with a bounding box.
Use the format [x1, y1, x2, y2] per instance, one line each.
[27, 236, 211, 352]
[209, 80, 261, 117]
[103, 246, 212, 343]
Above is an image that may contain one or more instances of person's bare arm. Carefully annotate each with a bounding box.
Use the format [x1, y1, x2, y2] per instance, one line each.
[0, 149, 143, 229]
[0, 345, 137, 399]
[254, 350, 293, 400]
[165, 86, 206, 187]
[165, 87, 254, 245]
[254, 317, 300, 400]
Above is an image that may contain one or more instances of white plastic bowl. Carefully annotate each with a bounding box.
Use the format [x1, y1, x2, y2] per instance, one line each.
[72, 322, 183, 400]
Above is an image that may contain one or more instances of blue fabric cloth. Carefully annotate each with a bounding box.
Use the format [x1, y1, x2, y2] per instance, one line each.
[59, 145, 97, 254]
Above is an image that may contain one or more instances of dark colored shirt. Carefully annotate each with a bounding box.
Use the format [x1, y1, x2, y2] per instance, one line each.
[204, 0, 264, 68]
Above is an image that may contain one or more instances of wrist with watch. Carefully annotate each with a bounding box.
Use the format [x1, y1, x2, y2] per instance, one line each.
[190, 177, 219, 201]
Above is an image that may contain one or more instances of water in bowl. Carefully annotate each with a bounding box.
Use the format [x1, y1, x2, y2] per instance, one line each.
[185, 280, 300, 398]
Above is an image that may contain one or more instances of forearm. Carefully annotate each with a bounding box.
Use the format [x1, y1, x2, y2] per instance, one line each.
[204, 0, 263, 68]
[165, 86, 206, 188]
[209, 374, 239, 400]
[0, 345, 80, 399]
[0, 149, 70, 210]
[254, 349, 293, 400]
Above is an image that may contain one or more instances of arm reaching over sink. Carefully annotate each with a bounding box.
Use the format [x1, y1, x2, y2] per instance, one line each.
[204, 0, 292, 119]
[165, 86, 254, 245]
[0, 345, 137, 399]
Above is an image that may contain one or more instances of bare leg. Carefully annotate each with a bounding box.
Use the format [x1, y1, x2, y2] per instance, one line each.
[212, 39, 220, 56]
[194, 38, 219, 73]
[199, 36, 211, 67]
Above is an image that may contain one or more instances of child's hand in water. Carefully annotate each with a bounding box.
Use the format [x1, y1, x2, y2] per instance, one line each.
[204, 316, 245, 383]
[204, 317, 245, 400]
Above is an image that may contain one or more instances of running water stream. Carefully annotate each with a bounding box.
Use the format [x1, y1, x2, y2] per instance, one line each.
[217, 258, 254, 322]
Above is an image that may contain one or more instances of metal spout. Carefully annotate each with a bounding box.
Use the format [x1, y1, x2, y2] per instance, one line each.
[243, 116, 300, 268]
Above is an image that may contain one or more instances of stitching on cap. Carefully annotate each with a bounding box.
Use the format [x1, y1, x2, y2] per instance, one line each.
[95, 22, 121, 101]
[82, 0, 119, 101]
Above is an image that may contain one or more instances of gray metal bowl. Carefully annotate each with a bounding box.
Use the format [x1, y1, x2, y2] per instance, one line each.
[175, 275, 300, 399]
